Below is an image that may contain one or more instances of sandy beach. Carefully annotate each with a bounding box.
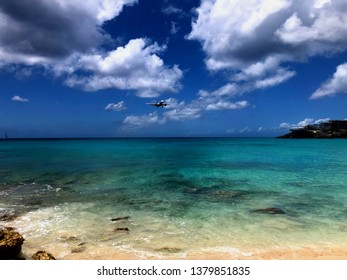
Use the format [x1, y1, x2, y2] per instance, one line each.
[61, 248, 347, 260]
[15, 235, 347, 260]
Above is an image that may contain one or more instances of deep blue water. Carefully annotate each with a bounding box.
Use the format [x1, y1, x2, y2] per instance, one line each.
[1, 138, 347, 258]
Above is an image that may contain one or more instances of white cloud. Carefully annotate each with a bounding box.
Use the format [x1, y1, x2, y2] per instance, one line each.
[279, 122, 292, 129]
[0, 0, 138, 65]
[310, 62, 347, 99]
[121, 93, 250, 130]
[297, 118, 315, 127]
[314, 118, 331, 124]
[105, 101, 126, 111]
[164, 105, 202, 121]
[188, 0, 291, 72]
[122, 112, 166, 129]
[63, 39, 183, 96]
[95, 0, 138, 23]
[205, 100, 249, 111]
[279, 117, 331, 129]
[164, 94, 249, 121]
[188, 0, 347, 90]
[11, 95, 29, 102]
[276, 5, 347, 54]
[196, 68, 294, 104]
[254, 69, 296, 89]
[0, 1, 183, 97]
[199, 83, 241, 98]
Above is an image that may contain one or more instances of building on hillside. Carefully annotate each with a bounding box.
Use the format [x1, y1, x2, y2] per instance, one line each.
[319, 120, 347, 131]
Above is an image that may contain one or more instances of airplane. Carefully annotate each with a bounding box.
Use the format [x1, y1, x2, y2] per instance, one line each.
[146, 100, 169, 108]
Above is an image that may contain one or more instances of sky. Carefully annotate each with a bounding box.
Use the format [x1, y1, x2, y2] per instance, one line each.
[1, 0, 347, 138]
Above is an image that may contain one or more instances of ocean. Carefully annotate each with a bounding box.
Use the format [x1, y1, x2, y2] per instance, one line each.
[1, 138, 347, 259]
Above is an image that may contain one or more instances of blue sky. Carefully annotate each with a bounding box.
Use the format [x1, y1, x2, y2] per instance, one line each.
[1, 0, 347, 138]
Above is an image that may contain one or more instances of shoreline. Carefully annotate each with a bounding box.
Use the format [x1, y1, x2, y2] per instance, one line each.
[16, 238, 347, 260]
[61, 248, 347, 260]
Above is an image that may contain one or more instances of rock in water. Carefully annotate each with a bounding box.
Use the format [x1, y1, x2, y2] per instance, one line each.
[114, 227, 130, 232]
[0, 214, 18, 222]
[111, 216, 129, 222]
[251, 207, 286, 214]
[155, 247, 182, 253]
[0, 227, 25, 259]
[32, 250, 56, 260]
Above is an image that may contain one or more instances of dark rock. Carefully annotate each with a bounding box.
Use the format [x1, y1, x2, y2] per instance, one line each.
[0, 227, 25, 259]
[14, 254, 26, 260]
[155, 247, 182, 253]
[0, 209, 18, 222]
[66, 236, 79, 241]
[59, 235, 79, 241]
[32, 250, 56, 260]
[0, 214, 18, 222]
[71, 247, 86, 253]
[64, 179, 77, 185]
[114, 227, 129, 232]
[251, 207, 286, 215]
[26, 200, 44, 206]
[278, 129, 315, 139]
[111, 216, 129, 222]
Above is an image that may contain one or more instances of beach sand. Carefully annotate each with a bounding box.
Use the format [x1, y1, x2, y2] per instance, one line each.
[17, 238, 347, 260]
[63, 249, 347, 260]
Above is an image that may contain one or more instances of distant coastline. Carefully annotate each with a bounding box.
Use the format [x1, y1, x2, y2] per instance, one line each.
[277, 120, 347, 139]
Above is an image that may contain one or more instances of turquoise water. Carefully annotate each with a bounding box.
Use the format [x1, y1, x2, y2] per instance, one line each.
[1, 138, 347, 259]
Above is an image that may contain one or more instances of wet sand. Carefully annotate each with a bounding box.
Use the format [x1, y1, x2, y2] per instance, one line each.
[18, 239, 347, 260]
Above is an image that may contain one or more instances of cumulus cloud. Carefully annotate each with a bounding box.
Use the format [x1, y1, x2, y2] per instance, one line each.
[121, 94, 250, 130]
[198, 83, 240, 98]
[105, 101, 127, 111]
[164, 94, 249, 122]
[279, 117, 330, 129]
[205, 100, 249, 111]
[188, 0, 289, 71]
[0, 0, 182, 96]
[164, 105, 202, 121]
[188, 0, 347, 87]
[122, 112, 166, 129]
[64, 39, 182, 96]
[11, 95, 30, 102]
[310, 62, 347, 99]
[0, 0, 137, 64]
[253, 69, 296, 89]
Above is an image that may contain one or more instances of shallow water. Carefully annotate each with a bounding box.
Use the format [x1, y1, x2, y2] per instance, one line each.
[1, 138, 347, 259]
